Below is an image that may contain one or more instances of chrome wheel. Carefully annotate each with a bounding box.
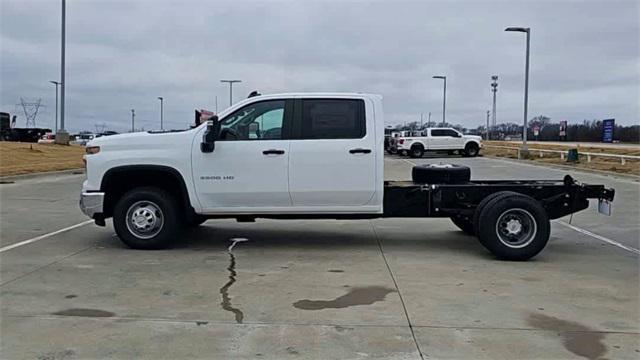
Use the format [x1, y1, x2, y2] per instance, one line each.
[125, 200, 164, 239]
[495, 208, 537, 248]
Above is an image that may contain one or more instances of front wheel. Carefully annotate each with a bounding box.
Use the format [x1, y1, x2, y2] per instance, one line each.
[464, 143, 479, 157]
[113, 187, 181, 249]
[476, 193, 550, 261]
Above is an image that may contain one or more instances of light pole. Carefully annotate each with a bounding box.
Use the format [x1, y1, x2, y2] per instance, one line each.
[490, 75, 498, 140]
[157, 97, 163, 130]
[433, 75, 446, 126]
[505, 27, 530, 154]
[49, 81, 61, 133]
[486, 110, 491, 140]
[131, 109, 135, 132]
[55, 0, 68, 144]
[220, 80, 242, 107]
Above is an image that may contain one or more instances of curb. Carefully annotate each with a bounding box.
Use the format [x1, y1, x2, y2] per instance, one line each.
[0, 168, 85, 182]
[483, 155, 640, 182]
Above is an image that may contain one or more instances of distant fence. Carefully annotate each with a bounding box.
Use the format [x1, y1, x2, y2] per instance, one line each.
[484, 145, 640, 165]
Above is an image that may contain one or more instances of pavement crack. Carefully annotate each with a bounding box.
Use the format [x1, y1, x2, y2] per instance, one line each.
[219, 239, 246, 323]
[369, 220, 425, 360]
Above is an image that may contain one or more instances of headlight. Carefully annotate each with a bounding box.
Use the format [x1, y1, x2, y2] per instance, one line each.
[86, 146, 100, 155]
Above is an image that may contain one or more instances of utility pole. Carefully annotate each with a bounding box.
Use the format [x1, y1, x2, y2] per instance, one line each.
[220, 80, 242, 107]
[433, 75, 446, 126]
[215, 95, 218, 113]
[130, 109, 135, 132]
[486, 110, 491, 140]
[428, 112, 431, 127]
[491, 75, 498, 140]
[157, 96, 164, 130]
[55, 0, 69, 144]
[420, 113, 424, 129]
[49, 81, 61, 132]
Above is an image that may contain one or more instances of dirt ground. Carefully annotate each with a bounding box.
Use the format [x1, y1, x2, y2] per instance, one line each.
[0, 142, 85, 177]
[483, 141, 640, 176]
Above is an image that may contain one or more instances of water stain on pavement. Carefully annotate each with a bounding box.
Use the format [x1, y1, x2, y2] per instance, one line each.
[293, 286, 396, 310]
[51, 308, 115, 317]
[527, 313, 607, 360]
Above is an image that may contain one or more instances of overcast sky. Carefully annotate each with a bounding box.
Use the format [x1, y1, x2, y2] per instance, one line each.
[1, 0, 638, 132]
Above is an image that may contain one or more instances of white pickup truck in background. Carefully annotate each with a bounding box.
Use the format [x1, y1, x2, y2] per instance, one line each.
[79, 92, 614, 261]
[395, 127, 482, 158]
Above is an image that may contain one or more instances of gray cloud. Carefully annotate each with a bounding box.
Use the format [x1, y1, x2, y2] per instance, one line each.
[1, 0, 638, 133]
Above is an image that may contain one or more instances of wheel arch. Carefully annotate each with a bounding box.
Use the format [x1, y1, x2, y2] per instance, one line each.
[100, 165, 195, 219]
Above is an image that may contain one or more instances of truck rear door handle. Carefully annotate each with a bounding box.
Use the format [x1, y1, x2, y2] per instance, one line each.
[349, 148, 372, 154]
[262, 149, 285, 155]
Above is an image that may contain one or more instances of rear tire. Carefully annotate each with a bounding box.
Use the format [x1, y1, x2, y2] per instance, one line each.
[476, 193, 550, 261]
[472, 191, 519, 237]
[450, 216, 475, 235]
[409, 145, 424, 158]
[113, 187, 181, 250]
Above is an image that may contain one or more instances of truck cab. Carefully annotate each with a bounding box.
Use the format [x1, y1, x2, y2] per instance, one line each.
[81, 93, 385, 228]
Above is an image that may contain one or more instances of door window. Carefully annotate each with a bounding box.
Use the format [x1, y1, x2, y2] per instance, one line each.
[219, 100, 285, 140]
[299, 99, 365, 139]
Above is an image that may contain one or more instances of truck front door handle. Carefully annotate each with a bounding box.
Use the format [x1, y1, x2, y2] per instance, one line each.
[349, 148, 372, 154]
[262, 149, 285, 155]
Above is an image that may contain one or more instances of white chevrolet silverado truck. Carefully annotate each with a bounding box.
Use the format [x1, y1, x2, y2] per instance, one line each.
[395, 128, 482, 158]
[80, 93, 614, 261]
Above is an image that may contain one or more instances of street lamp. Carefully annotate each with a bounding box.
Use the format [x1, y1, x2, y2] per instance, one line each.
[220, 80, 242, 107]
[130, 109, 135, 132]
[490, 75, 498, 140]
[505, 26, 531, 154]
[157, 97, 164, 130]
[49, 81, 61, 133]
[55, 0, 69, 144]
[433, 75, 446, 126]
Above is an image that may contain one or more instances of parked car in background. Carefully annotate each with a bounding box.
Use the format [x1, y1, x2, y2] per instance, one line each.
[396, 127, 482, 158]
[71, 132, 96, 146]
[37, 133, 55, 144]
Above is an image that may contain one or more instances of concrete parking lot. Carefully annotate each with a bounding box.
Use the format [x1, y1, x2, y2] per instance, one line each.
[1, 155, 638, 359]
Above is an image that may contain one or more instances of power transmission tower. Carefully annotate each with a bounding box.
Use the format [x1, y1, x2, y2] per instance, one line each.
[94, 123, 107, 133]
[18, 98, 43, 128]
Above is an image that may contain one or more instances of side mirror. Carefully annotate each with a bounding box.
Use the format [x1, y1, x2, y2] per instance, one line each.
[200, 116, 220, 153]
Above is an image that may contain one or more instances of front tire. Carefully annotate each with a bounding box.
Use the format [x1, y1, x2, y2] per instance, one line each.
[113, 187, 181, 249]
[476, 193, 550, 261]
[464, 143, 480, 157]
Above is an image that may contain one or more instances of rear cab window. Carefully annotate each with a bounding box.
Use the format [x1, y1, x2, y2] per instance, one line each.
[295, 99, 366, 139]
[430, 129, 459, 137]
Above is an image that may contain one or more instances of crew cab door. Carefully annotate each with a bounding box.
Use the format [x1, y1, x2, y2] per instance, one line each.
[191, 99, 293, 211]
[429, 128, 465, 150]
[288, 98, 377, 208]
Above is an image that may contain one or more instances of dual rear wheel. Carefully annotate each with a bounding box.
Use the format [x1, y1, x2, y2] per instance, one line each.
[451, 192, 550, 261]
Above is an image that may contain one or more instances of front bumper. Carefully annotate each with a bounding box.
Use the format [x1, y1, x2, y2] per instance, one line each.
[80, 192, 105, 218]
